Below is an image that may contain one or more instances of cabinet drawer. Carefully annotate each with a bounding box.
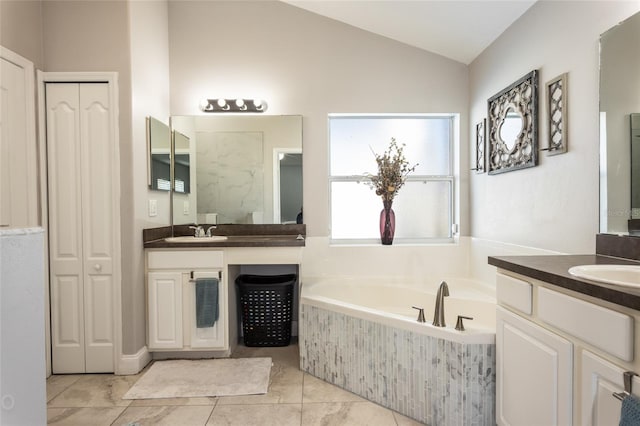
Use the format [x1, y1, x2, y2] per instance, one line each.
[538, 287, 634, 361]
[148, 250, 223, 270]
[497, 273, 532, 315]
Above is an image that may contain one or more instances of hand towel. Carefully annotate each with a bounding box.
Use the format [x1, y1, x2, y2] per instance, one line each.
[620, 394, 640, 426]
[195, 278, 219, 328]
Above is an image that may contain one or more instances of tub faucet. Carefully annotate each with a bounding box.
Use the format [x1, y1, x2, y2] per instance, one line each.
[432, 281, 449, 327]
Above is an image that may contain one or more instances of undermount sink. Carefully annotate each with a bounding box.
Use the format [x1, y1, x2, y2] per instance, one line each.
[568, 264, 640, 288]
[165, 235, 228, 243]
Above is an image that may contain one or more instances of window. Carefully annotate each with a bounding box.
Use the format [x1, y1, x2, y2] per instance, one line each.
[329, 114, 456, 243]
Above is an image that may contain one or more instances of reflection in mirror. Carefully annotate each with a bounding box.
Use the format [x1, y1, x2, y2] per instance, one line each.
[499, 107, 523, 152]
[147, 117, 171, 191]
[599, 10, 640, 232]
[170, 115, 302, 226]
[173, 131, 190, 194]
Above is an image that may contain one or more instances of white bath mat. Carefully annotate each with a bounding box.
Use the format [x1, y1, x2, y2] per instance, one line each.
[122, 357, 272, 399]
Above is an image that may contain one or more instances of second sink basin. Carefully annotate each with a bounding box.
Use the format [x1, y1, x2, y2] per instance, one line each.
[165, 236, 228, 243]
[568, 264, 640, 288]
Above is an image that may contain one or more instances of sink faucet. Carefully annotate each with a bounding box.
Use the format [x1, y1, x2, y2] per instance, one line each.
[205, 225, 217, 237]
[189, 225, 205, 237]
[432, 281, 449, 327]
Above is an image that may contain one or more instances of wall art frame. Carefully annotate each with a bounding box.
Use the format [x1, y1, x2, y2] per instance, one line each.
[487, 70, 539, 175]
[543, 72, 568, 155]
[472, 119, 486, 173]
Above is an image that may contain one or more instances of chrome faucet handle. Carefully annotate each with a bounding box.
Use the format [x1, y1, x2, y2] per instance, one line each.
[412, 306, 426, 323]
[455, 315, 473, 331]
[189, 225, 204, 237]
[206, 225, 217, 237]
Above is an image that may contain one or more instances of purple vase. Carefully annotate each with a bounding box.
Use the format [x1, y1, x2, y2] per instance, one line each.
[379, 202, 395, 245]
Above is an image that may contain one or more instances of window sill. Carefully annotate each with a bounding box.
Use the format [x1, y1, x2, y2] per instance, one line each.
[329, 237, 458, 247]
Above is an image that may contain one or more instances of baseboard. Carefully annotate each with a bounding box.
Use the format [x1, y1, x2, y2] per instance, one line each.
[117, 346, 151, 375]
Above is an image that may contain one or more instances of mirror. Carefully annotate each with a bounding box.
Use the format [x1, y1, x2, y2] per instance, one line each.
[170, 115, 302, 226]
[147, 116, 171, 191]
[499, 107, 524, 152]
[487, 70, 538, 174]
[599, 10, 640, 233]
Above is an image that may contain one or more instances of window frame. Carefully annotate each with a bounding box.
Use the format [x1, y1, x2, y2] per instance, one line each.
[328, 113, 457, 245]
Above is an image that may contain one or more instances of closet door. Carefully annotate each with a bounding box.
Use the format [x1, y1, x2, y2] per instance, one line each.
[0, 48, 38, 228]
[47, 83, 115, 373]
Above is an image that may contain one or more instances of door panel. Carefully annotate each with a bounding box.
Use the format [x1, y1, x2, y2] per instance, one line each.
[51, 275, 85, 373]
[148, 272, 183, 349]
[0, 55, 38, 227]
[47, 84, 85, 373]
[84, 275, 114, 372]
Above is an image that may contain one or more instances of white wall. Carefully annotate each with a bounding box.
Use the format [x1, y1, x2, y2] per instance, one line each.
[469, 1, 640, 254]
[129, 0, 171, 355]
[168, 0, 470, 239]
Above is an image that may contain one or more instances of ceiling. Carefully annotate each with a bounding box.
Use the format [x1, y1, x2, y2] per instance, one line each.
[281, 0, 537, 64]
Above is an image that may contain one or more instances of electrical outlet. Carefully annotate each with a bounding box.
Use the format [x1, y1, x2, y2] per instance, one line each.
[183, 200, 189, 215]
[148, 199, 158, 217]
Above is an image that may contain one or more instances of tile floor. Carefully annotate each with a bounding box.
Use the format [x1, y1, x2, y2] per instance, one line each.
[46, 344, 423, 425]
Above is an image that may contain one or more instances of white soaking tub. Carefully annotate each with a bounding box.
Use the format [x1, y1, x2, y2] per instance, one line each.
[299, 276, 496, 425]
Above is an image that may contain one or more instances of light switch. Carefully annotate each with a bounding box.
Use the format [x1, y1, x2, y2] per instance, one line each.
[148, 199, 157, 217]
[183, 200, 189, 215]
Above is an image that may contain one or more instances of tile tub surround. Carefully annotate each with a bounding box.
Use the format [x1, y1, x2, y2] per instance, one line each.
[300, 305, 496, 425]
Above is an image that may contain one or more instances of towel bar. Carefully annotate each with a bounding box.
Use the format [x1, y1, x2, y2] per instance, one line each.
[189, 271, 222, 282]
[614, 371, 639, 401]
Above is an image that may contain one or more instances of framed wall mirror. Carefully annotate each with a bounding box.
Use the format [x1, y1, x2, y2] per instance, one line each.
[147, 116, 172, 191]
[170, 115, 303, 226]
[600, 10, 640, 233]
[487, 70, 539, 175]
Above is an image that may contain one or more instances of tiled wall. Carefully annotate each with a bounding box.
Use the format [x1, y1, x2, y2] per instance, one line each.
[300, 304, 495, 425]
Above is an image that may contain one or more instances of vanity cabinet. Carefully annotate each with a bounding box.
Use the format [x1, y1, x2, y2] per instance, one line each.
[147, 250, 227, 352]
[495, 270, 639, 426]
[497, 306, 572, 426]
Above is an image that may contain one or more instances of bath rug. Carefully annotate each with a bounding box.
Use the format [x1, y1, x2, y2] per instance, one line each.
[122, 357, 271, 399]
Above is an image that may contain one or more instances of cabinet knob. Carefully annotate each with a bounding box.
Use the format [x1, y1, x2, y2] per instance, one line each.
[94, 264, 102, 271]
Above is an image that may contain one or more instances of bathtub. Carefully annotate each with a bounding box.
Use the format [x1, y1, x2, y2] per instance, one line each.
[299, 277, 496, 425]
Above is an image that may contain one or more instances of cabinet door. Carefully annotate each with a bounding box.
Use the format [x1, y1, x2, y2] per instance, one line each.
[581, 350, 640, 426]
[187, 271, 226, 349]
[148, 271, 183, 349]
[497, 307, 573, 426]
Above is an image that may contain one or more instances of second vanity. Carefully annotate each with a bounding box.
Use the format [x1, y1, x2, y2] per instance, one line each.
[489, 234, 640, 426]
[143, 224, 305, 358]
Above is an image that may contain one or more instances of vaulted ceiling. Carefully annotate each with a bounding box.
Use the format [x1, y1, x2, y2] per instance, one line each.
[281, 1, 537, 64]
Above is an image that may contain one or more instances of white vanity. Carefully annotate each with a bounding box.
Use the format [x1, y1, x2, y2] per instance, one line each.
[144, 225, 304, 358]
[490, 252, 640, 426]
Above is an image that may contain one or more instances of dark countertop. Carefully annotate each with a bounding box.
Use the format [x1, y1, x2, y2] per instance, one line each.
[143, 224, 306, 249]
[144, 235, 305, 248]
[488, 254, 640, 311]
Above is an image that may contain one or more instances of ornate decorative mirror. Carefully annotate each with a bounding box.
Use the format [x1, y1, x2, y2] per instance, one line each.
[487, 70, 539, 174]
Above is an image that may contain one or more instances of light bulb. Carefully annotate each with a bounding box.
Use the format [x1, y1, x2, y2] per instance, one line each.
[235, 99, 245, 108]
[199, 99, 210, 111]
[217, 99, 227, 108]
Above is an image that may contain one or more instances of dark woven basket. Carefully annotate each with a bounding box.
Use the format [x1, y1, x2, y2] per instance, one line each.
[235, 274, 296, 347]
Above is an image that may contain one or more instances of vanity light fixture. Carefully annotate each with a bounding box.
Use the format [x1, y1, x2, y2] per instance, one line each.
[199, 98, 268, 113]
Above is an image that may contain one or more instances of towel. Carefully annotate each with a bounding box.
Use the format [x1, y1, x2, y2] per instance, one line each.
[620, 394, 640, 426]
[195, 278, 219, 328]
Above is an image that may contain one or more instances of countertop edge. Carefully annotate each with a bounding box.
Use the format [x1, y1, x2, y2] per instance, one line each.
[488, 254, 640, 311]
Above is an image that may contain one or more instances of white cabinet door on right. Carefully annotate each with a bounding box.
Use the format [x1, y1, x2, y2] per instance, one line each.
[148, 271, 183, 350]
[581, 350, 640, 426]
[497, 307, 573, 426]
